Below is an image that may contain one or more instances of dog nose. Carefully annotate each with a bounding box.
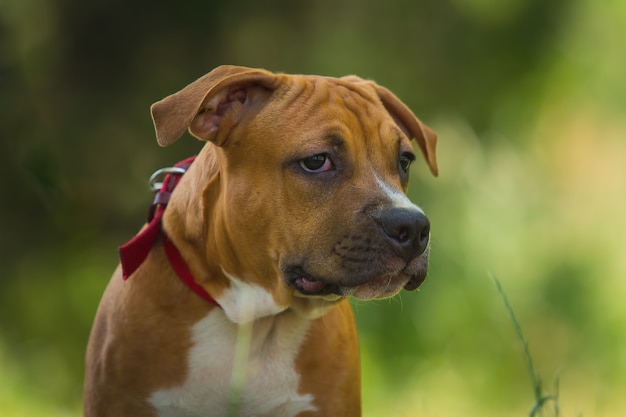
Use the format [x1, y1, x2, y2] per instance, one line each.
[380, 208, 430, 259]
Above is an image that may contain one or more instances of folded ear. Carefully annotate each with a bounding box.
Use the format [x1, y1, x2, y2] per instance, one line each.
[374, 85, 438, 176]
[150, 65, 282, 147]
[342, 76, 438, 177]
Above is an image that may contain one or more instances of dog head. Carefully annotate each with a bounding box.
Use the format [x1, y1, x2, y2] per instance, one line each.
[151, 65, 437, 321]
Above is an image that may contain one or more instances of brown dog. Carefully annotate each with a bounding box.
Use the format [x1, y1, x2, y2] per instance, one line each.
[84, 65, 438, 416]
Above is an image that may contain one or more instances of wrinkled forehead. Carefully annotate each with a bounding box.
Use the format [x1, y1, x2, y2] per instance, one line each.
[259, 75, 410, 165]
[290, 75, 380, 109]
[267, 75, 395, 136]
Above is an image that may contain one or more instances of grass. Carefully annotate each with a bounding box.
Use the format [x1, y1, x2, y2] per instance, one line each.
[491, 273, 563, 417]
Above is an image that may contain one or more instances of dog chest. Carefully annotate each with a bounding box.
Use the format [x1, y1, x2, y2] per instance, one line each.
[148, 309, 317, 417]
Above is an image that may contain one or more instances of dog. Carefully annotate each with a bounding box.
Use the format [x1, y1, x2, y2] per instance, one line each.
[84, 65, 438, 417]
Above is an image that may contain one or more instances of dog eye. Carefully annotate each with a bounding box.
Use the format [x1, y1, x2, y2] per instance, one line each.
[399, 152, 416, 174]
[299, 154, 333, 173]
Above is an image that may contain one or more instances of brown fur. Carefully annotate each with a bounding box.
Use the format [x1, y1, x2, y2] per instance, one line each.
[84, 66, 437, 416]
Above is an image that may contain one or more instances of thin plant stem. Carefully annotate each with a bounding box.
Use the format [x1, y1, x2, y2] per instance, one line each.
[490, 273, 556, 417]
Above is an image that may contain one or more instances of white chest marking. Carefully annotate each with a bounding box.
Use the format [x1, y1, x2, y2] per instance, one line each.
[148, 307, 316, 417]
[217, 269, 288, 324]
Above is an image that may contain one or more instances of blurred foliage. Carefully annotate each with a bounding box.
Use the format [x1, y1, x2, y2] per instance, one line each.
[1, 0, 625, 416]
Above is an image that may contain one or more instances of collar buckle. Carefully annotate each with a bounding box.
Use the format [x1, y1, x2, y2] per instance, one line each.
[149, 166, 188, 192]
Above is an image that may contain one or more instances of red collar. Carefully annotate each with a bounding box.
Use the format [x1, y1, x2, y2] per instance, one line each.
[118, 157, 220, 308]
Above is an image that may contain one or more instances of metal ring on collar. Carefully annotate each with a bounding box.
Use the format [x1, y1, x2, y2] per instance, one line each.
[149, 167, 187, 192]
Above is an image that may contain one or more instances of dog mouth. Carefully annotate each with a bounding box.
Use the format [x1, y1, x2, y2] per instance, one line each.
[284, 265, 425, 298]
[285, 267, 342, 296]
[293, 276, 330, 294]
[403, 274, 426, 291]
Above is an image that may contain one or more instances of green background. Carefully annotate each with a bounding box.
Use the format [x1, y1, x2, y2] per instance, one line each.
[1, 0, 625, 415]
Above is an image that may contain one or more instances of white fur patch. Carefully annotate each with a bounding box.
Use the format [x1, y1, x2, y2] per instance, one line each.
[374, 172, 424, 212]
[148, 309, 317, 417]
[218, 269, 288, 324]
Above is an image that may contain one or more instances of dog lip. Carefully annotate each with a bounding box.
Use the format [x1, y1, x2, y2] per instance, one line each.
[284, 266, 342, 296]
[284, 265, 414, 297]
[294, 276, 327, 293]
[403, 274, 426, 291]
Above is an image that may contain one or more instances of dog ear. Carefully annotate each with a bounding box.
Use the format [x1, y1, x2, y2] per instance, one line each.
[150, 65, 281, 146]
[342, 76, 438, 177]
[375, 85, 438, 177]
